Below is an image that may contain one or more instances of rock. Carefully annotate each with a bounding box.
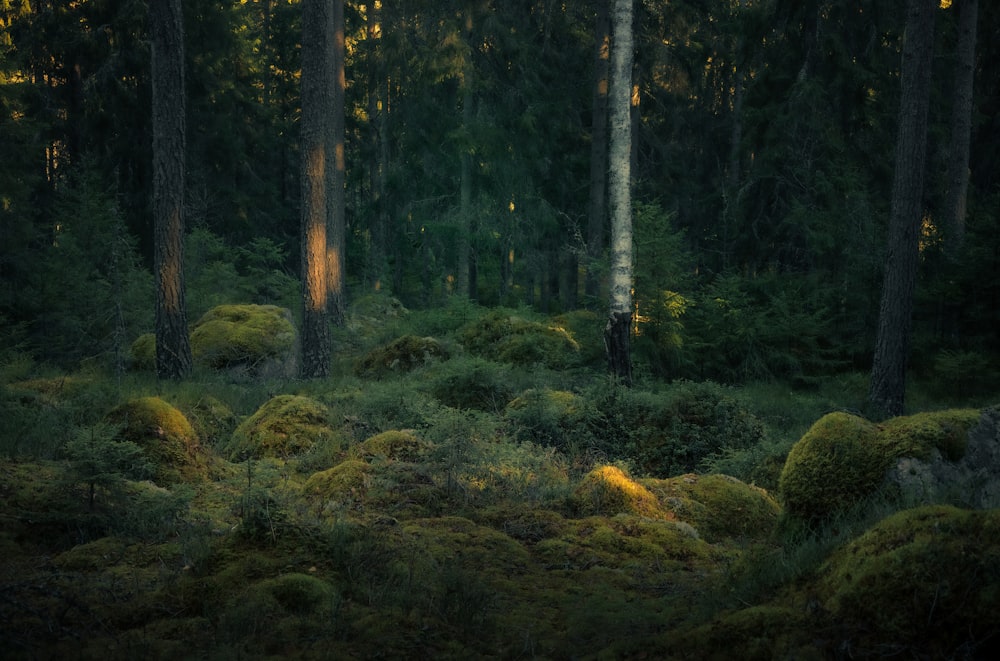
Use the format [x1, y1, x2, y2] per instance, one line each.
[884, 405, 1000, 509]
[191, 304, 297, 378]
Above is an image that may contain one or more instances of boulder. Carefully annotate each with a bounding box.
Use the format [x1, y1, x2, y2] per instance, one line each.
[191, 304, 297, 378]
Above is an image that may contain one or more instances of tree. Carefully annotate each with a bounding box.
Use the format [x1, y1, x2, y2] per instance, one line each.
[942, 0, 978, 253]
[299, 0, 335, 378]
[868, 0, 937, 418]
[328, 0, 346, 325]
[150, 0, 192, 380]
[604, 0, 634, 386]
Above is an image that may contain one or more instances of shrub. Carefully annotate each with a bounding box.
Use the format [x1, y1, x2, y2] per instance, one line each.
[505, 388, 597, 454]
[355, 430, 430, 462]
[354, 335, 448, 379]
[427, 356, 515, 413]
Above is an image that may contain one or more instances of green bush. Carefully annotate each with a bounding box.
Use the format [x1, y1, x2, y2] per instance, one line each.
[426, 356, 515, 413]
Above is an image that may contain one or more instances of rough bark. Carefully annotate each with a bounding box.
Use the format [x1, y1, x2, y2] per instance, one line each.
[150, 0, 192, 380]
[868, 0, 937, 418]
[328, 0, 346, 326]
[604, 0, 634, 386]
[300, 0, 333, 378]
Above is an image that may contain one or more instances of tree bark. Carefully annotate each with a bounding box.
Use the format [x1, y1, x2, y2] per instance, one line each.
[943, 0, 977, 253]
[150, 0, 192, 380]
[300, 0, 334, 378]
[868, 0, 937, 418]
[585, 0, 610, 305]
[605, 0, 634, 386]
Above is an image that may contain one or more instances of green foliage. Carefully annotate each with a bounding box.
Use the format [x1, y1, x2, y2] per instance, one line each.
[426, 356, 516, 413]
[61, 422, 151, 510]
[354, 334, 449, 379]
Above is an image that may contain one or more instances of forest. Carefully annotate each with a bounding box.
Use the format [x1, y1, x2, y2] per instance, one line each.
[2, 0, 1000, 658]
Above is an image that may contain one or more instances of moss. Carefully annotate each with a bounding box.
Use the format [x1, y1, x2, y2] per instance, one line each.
[642, 473, 781, 543]
[663, 606, 819, 661]
[816, 505, 1000, 656]
[190, 304, 296, 372]
[779, 409, 984, 523]
[129, 333, 156, 370]
[106, 396, 206, 484]
[571, 465, 672, 520]
[185, 395, 238, 448]
[460, 310, 581, 368]
[51, 536, 128, 571]
[303, 459, 371, 505]
[225, 394, 335, 460]
[355, 335, 448, 379]
[355, 430, 429, 462]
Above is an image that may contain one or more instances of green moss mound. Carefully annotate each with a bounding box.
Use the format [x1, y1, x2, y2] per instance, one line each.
[355, 334, 448, 379]
[505, 388, 591, 451]
[816, 505, 1000, 657]
[356, 430, 429, 462]
[303, 459, 371, 506]
[106, 396, 205, 484]
[662, 606, 818, 661]
[642, 473, 781, 543]
[191, 304, 296, 374]
[129, 333, 156, 370]
[460, 310, 580, 368]
[778, 409, 981, 523]
[225, 395, 335, 460]
[571, 465, 671, 520]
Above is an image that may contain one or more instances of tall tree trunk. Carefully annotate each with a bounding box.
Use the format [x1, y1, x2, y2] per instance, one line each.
[300, 0, 334, 378]
[585, 0, 610, 305]
[328, 0, 346, 325]
[456, 4, 476, 302]
[868, 0, 937, 418]
[366, 1, 388, 291]
[943, 0, 977, 253]
[604, 0, 634, 386]
[150, 0, 192, 380]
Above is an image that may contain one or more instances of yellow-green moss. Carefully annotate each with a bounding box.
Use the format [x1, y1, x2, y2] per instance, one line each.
[571, 465, 671, 520]
[191, 304, 295, 371]
[355, 335, 448, 378]
[225, 394, 335, 460]
[815, 505, 1000, 656]
[663, 606, 819, 661]
[642, 473, 781, 543]
[303, 460, 371, 502]
[355, 430, 429, 462]
[778, 409, 981, 523]
[106, 396, 205, 484]
[460, 310, 581, 368]
[129, 333, 156, 370]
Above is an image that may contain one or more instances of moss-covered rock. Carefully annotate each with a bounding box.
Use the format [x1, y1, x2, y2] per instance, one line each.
[190, 304, 296, 377]
[303, 459, 371, 508]
[355, 430, 430, 462]
[106, 396, 206, 484]
[642, 473, 781, 543]
[778, 409, 982, 523]
[225, 395, 336, 460]
[571, 465, 672, 520]
[355, 335, 448, 379]
[460, 310, 581, 368]
[660, 606, 819, 661]
[129, 333, 156, 371]
[815, 505, 1000, 657]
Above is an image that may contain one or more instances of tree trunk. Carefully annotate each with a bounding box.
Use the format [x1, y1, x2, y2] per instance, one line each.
[585, 0, 610, 305]
[943, 0, 977, 253]
[457, 5, 476, 302]
[366, 1, 388, 291]
[150, 0, 192, 380]
[604, 0, 634, 386]
[328, 0, 346, 326]
[300, 0, 333, 378]
[868, 0, 936, 418]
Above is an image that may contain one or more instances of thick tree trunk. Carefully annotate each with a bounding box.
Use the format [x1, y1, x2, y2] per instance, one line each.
[944, 0, 977, 253]
[457, 5, 476, 302]
[150, 0, 192, 380]
[585, 0, 610, 305]
[300, 0, 334, 378]
[605, 0, 634, 386]
[868, 0, 936, 418]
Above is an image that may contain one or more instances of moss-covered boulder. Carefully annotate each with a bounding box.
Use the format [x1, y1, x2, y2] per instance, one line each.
[224, 395, 336, 460]
[642, 473, 781, 543]
[303, 460, 372, 511]
[460, 310, 581, 368]
[779, 409, 983, 523]
[128, 333, 156, 370]
[355, 335, 448, 379]
[190, 304, 297, 377]
[355, 430, 430, 462]
[815, 505, 1000, 657]
[571, 465, 672, 520]
[106, 396, 206, 484]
